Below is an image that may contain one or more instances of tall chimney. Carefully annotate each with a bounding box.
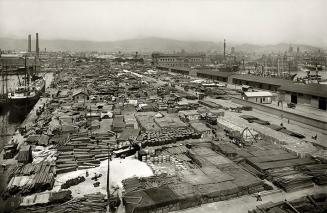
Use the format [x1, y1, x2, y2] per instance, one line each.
[28, 34, 31, 52]
[223, 39, 226, 59]
[36, 33, 39, 56]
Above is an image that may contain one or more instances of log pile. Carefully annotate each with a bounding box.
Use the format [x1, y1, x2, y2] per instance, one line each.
[55, 138, 114, 174]
[267, 167, 314, 192]
[137, 127, 201, 147]
[299, 164, 327, 185]
[61, 176, 86, 189]
[16, 192, 107, 213]
[2, 162, 55, 199]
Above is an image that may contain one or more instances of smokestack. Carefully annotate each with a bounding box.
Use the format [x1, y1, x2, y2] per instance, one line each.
[36, 33, 39, 56]
[223, 39, 226, 59]
[28, 34, 31, 52]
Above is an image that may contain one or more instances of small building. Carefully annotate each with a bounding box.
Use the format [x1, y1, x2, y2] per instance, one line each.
[190, 122, 213, 139]
[242, 91, 274, 104]
[72, 89, 89, 102]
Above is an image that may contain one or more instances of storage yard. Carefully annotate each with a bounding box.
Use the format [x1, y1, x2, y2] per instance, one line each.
[1, 61, 327, 213]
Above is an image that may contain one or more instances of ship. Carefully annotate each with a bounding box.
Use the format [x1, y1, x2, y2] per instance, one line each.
[7, 77, 45, 111]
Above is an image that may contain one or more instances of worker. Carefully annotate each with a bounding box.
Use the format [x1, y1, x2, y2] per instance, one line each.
[312, 134, 318, 140]
[288, 119, 290, 124]
[256, 192, 262, 201]
[86, 170, 89, 177]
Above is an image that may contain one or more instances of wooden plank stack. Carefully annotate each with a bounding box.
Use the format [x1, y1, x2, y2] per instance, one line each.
[2, 162, 55, 199]
[55, 137, 114, 174]
[15, 192, 107, 213]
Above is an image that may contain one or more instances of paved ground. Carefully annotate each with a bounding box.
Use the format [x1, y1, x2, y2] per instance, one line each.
[173, 185, 327, 213]
[208, 98, 327, 149]
[268, 101, 327, 123]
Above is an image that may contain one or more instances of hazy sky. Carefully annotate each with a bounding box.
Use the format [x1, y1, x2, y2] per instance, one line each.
[0, 0, 326, 46]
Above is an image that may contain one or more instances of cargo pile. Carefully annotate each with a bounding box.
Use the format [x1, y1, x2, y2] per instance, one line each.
[122, 144, 265, 213]
[55, 138, 113, 174]
[137, 127, 201, 147]
[299, 164, 327, 185]
[2, 162, 55, 199]
[249, 193, 327, 213]
[16, 192, 107, 213]
[61, 176, 86, 189]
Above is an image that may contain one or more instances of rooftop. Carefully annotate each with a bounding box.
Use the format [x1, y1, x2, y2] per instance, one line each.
[243, 91, 274, 97]
[231, 74, 293, 86]
[279, 83, 327, 98]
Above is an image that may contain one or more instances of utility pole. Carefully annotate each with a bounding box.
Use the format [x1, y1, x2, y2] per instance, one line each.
[107, 147, 112, 213]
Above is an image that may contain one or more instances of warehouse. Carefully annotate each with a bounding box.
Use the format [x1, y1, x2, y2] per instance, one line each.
[278, 83, 327, 110]
[196, 70, 234, 82]
[230, 74, 291, 91]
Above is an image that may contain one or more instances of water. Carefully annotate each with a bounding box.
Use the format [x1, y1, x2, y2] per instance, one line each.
[0, 72, 54, 151]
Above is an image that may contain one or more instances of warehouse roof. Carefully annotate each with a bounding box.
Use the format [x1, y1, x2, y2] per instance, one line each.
[279, 83, 327, 98]
[196, 70, 234, 78]
[231, 74, 292, 86]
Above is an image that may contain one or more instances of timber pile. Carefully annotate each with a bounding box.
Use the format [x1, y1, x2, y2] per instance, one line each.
[61, 176, 86, 189]
[16, 193, 107, 213]
[2, 162, 55, 199]
[137, 127, 201, 147]
[249, 193, 327, 213]
[299, 164, 327, 185]
[269, 171, 314, 192]
[55, 138, 114, 173]
[198, 100, 223, 109]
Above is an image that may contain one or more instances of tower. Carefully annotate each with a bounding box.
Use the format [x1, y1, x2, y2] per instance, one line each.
[223, 39, 226, 59]
[36, 33, 39, 57]
[28, 34, 31, 52]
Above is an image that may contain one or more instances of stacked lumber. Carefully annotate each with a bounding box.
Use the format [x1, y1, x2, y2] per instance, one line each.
[2, 162, 55, 199]
[16, 145, 32, 164]
[16, 192, 107, 213]
[61, 176, 85, 189]
[249, 193, 327, 213]
[300, 164, 327, 185]
[270, 171, 313, 192]
[137, 127, 201, 147]
[55, 138, 113, 173]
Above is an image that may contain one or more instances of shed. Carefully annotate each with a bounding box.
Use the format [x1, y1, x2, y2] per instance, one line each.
[72, 89, 89, 102]
[242, 91, 274, 104]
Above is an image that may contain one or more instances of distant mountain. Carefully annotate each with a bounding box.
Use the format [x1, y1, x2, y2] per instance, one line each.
[0, 37, 324, 53]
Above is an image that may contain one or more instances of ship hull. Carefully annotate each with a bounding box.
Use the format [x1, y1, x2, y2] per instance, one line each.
[9, 94, 40, 111]
[8, 78, 45, 111]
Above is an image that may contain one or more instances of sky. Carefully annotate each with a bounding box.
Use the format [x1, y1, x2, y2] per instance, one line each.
[0, 0, 326, 46]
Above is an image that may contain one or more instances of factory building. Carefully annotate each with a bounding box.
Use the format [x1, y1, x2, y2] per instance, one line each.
[152, 53, 208, 68]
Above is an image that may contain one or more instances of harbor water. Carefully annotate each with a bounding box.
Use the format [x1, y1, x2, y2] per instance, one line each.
[0, 72, 54, 151]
